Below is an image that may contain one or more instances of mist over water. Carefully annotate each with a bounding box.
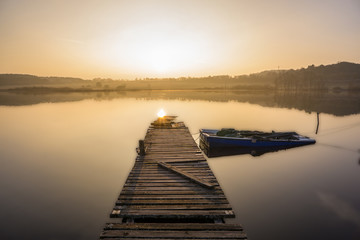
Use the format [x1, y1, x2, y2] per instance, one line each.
[1, 89, 360, 116]
[0, 94, 359, 240]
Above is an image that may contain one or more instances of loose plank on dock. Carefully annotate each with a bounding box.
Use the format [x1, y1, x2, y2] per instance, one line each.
[157, 161, 216, 188]
[100, 116, 247, 239]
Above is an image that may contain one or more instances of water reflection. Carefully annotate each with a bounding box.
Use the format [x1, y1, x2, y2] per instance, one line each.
[0, 98, 359, 240]
[1, 89, 360, 116]
[317, 192, 360, 228]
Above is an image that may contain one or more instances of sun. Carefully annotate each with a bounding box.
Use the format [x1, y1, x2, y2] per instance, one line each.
[149, 45, 174, 73]
[96, 23, 211, 76]
[141, 41, 194, 75]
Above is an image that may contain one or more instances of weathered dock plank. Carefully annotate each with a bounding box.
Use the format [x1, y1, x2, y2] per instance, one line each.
[118, 195, 227, 200]
[104, 222, 244, 231]
[101, 230, 246, 239]
[111, 209, 235, 219]
[100, 116, 247, 239]
[116, 199, 230, 205]
[114, 204, 232, 210]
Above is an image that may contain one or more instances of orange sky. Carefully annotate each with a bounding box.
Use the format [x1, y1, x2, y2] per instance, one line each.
[0, 0, 359, 79]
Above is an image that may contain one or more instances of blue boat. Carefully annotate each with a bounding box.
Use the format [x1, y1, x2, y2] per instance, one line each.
[200, 128, 316, 149]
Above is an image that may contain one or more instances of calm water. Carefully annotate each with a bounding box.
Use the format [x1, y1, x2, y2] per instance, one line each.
[1, 96, 360, 240]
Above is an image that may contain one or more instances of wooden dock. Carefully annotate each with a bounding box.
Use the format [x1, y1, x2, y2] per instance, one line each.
[100, 116, 247, 239]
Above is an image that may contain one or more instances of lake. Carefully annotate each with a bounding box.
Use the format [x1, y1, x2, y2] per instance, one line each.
[0, 91, 359, 240]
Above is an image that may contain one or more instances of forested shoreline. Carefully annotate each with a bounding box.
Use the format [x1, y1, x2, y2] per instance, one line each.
[1, 62, 359, 92]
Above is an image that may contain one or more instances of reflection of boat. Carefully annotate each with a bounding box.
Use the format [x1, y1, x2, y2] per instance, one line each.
[200, 128, 316, 157]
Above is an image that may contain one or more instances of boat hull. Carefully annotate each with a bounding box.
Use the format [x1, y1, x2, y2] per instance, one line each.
[199, 139, 305, 157]
[200, 129, 315, 148]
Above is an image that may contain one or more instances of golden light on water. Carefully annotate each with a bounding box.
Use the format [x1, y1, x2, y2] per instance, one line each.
[157, 109, 166, 118]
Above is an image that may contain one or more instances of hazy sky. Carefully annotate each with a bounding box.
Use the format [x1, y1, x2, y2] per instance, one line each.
[1, 0, 359, 79]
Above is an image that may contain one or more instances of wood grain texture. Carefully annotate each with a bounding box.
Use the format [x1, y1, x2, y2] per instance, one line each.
[99, 118, 246, 239]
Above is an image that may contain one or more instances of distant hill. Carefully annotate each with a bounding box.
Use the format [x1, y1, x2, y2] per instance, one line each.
[274, 62, 360, 91]
[1, 62, 360, 91]
[0, 74, 87, 86]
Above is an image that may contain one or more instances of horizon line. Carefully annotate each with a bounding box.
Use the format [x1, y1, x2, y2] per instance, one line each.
[1, 61, 358, 81]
